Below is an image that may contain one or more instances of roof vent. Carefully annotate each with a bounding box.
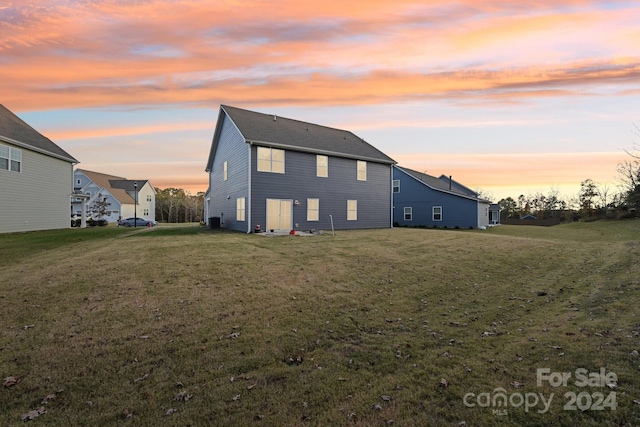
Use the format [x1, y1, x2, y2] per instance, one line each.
[273, 114, 277, 122]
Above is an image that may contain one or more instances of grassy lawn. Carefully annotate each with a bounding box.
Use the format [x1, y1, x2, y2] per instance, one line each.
[1, 221, 639, 426]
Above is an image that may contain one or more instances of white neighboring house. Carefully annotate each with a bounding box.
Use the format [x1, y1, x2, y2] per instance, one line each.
[71, 169, 156, 224]
[0, 104, 78, 233]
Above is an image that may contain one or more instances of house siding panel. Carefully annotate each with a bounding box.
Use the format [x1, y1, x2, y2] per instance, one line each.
[250, 147, 391, 231]
[134, 183, 156, 221]
[208, 114, 249, 232]
[1, 143, 73, 233]
[393, 167, 479, 229]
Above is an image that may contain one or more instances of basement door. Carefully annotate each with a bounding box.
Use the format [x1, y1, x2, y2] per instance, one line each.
[266, 199, 293, 231]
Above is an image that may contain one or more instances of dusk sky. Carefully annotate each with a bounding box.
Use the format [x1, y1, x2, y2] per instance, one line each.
[2, 0, 639, 202]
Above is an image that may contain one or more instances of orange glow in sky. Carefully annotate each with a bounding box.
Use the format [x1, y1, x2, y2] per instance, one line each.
[2, 1, 639, 201]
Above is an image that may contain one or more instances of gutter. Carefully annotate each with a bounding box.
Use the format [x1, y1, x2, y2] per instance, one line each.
[245, 139, 396, 165]
[0, 135, 78, 163]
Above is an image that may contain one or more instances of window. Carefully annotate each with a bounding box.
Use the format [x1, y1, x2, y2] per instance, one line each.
[307, 198, 319, 221]
[257, 147, 285, 173]
[316, 155, 328, 177]
[404, 207, 412, 221]
[0, 144, 21, 172]
[10, 147, 21, 172]
[347, 200, 357, 220]
[433, 206, 442, 221]
[0, 145, 8, 170]
[236, 197, 246, 221]
[147, 195, 152, 202]
[76, 179, 81, 185]
[143, 209, 149, 216]
[223, 161, 228, 181]
[357, 160, 366, 181]
[392, 180, 400, 193]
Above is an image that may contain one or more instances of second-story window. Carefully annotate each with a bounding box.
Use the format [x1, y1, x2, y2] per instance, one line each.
[0, 144, 22, 172]
[316, 155, 328, 177]
[257, 147, 285, 173]
[357, 160, 366, 181]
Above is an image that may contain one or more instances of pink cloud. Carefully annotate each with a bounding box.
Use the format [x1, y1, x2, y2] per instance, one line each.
[1, 1, 638, 112]
[393, 151, 627, 194]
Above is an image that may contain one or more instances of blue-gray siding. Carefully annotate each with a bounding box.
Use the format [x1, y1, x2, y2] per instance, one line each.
[207, 111, 393, 232]
[393, 167, 479, 228]
[208, 116, 250, 232]
[250, 147, 391, 231]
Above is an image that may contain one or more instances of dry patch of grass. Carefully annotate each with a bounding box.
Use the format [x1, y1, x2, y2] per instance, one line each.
[1, 223, 639, 426]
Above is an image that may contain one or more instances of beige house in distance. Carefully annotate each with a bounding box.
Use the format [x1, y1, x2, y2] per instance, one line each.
[0, 104, 78, 233]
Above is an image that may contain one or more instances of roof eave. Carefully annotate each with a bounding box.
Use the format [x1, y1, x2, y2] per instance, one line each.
[0, 134, 78, 164]
[246, 139, 396, 165]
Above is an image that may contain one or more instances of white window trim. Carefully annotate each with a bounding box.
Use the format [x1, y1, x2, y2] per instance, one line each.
[0, 144, 22, 172]
[433, 206, 443, 221]
[393, 180, 400, 193]
[223, 161, 228, 181]
[404, 206, 412, 221]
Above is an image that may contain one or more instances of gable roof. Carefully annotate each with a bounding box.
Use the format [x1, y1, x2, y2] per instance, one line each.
[0, 104, 78, 163]
[76, 169, 152, 205]
[206, 105, 395, 171]
[395, 165, 490, 202]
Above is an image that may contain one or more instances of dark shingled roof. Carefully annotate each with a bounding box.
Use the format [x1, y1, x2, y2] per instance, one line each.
[109, 179, 150, 193]
[0, 104, 77, 163]
[396, 166, 488, 201]
[219, 105, 395, 164]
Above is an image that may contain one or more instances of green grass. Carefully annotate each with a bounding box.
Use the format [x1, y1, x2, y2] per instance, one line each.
[0, 226, 130, 264]
[1, 221, 639, 426]
[484, 218, 640, 242]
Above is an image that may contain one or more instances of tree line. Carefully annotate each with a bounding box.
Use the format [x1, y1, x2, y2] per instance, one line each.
[155, 188, 205, 223]
[497, 137, 640, 221]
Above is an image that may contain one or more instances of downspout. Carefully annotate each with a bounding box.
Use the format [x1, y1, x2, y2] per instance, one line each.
[390, 164, 394, 228]
[247, 141, 252, 233]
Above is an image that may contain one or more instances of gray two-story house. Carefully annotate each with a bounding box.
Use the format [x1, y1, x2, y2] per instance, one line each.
[205, 105, 396, 233]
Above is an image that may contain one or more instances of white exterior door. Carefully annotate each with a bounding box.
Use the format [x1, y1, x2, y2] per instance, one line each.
[266, 199, 293, 231]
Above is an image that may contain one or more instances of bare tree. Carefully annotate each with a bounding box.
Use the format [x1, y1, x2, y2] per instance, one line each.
[617, 124, 640, 208]
[597, 183, 611, 214]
